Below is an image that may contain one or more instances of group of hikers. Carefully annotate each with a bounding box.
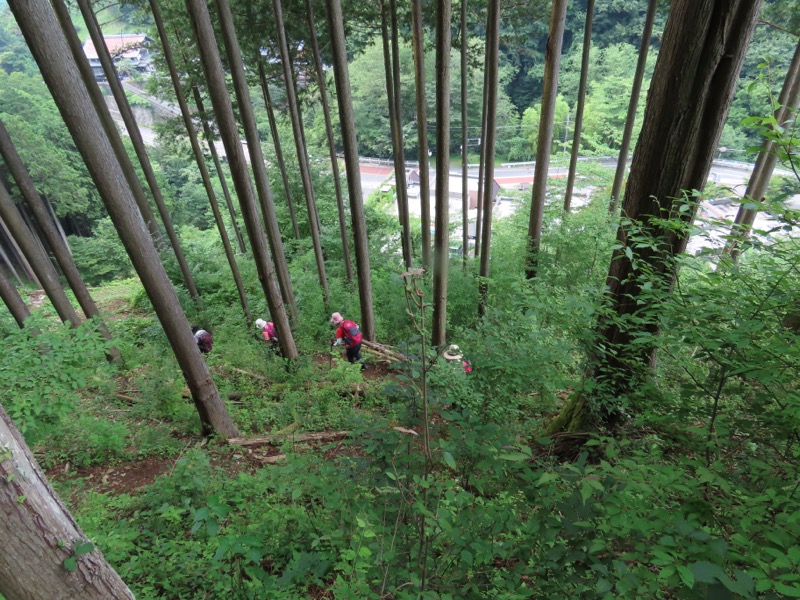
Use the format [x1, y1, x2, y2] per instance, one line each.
[191, 313, 471, 373]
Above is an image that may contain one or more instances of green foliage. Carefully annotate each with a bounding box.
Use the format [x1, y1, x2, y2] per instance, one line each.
[68, 219, 135, 285]
[0, 314, 112, 442]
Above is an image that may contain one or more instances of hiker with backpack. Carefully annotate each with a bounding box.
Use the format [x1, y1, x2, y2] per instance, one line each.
[330, 312, 364, 366]
[255, 318, 278, 348]
[191, 326, 213, 354]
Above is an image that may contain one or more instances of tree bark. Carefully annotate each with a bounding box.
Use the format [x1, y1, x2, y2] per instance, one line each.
[609, 0, 658, 214]
[411, 0, 432, 272]
[0, 184, 82, 328]
[10, 0, 240, 438]
[213, 0, 297, 317]
[431, 0, 452, 347]
[185, 0, 298, 359]
[726, 39, 800, 260]
[525, 0, 568, 279]
[380, 0, 412, 269]
[459, 0, 468, 272]
[77, 0, 199, 300]
[478, 0, 500, 316]
[190, 86, 248, 255]
[150, 0, 252, 324]
[325, 0, 376, 341]
[474, 28, 489, 261]
[256, 61, 301, 242]
[564, 0, 595, 213]
[390, 0, 412, 269]
[305, 0, 354, 284]
[560, 0, 765, 431]
[0, 262, 30, 327]
[0, 403, 134, 599]
[272, 0, 330, 304]
[0, 120, 120, 361]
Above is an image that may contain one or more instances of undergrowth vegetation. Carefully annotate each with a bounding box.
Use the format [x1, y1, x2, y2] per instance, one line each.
[2, 160, 799, 599]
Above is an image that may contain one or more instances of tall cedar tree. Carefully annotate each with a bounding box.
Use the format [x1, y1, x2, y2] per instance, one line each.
[0, 258, 30, 327]
[726, 39, 800, 260]
[609, 0, 659, 213]
[477, 0, 500, 316]
[272, 0, 330, 304]
[0, 404, 134, 598]
[412, 0, 432, 271]
[0, 183, 82, 327]
[381, 0, 412, 268]
[305, 0, 354, 283]
[185, 0, 298, 358]
[564, 0, 595, 212]
[0, 119, 120, 361]
[549, 0, 765, 435]
[431, 0, 452, 347]
[8, 0, 239, 435]
[325, 0, 376, 340]
[149, 0, 252, 323]
[525, 0, 568, 280]
[213, 0, 298, 316]
[77, 0, 199, 300]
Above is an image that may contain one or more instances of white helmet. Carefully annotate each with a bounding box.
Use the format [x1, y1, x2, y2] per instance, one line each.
[255, 318, 267, 329]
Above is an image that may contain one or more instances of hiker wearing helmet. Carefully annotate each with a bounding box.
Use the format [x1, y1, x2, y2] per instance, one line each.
[443, 344, 472, 373]
[330, 312, 364, 366]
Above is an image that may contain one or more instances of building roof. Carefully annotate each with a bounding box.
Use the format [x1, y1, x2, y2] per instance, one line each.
[83, 34, 149, 60]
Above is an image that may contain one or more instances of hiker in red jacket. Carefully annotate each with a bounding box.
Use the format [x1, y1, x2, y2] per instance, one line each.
[330, 312, 364, 366]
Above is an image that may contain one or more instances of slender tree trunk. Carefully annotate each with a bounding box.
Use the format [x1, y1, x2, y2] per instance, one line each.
[213, 0, 297, 316]
[191, 86, 248, 254]
[478, 0, 499, 316]
[0, 215, 38, 285]
[460, 0, 469, 272]
[0, 233, 24, 287]
[10, 0, 240, 438]
[525, 0, 568, 280]
[150, 0, 251, 324]
[391, 0, 412, 268]
[432, 0, 452, 348]
[726, 39, 800, 260]
[186, 0, 298, 359]
[549, 0, 764, 436]
[256, 61, 301, 242]
[0, 404, 134, 599]
[411, 0, 432, 272]
[0, 263, 30, 327]
[77, 0, 199, 300]
[474, 29, 490, 260]
[0, 119, 120, 360]
[44, 195, 70, 254]
[272, 0, 330, 304]
[0, 184, 82, 328]
[609, 0, 658, 214]
[48, 1, 164, 254]
[305, 0, 353, 283]
[325, 0, 375, 340]
[381, 0, 412, 268]
[564, 0, 595, 212]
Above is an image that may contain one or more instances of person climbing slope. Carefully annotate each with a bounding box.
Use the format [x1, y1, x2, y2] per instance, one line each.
[255, 318, 278, 347]
[330, 312, 364, 367]
[191, 325, 213, 354]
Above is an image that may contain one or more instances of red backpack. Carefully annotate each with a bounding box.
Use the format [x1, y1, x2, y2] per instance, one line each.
[340, 320, 363, 347]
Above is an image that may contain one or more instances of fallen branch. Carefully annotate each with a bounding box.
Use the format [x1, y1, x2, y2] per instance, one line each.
[216, 365, 270, 382]
[227, 430, 350, 447]
[257, 454, 286, 464]
[362, 340, 407, 362]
